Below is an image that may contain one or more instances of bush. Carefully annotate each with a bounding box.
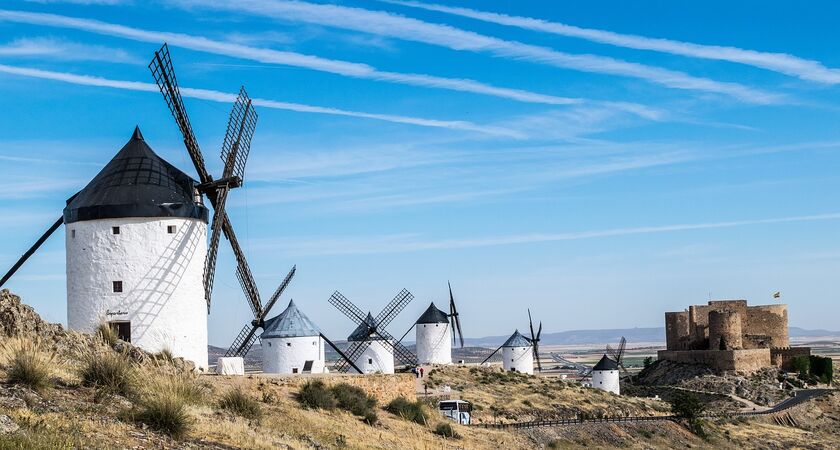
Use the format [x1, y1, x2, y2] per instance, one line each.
[809, 355, 833, 384]
[157, 371, 205, 405]
[668, 391, 705, 420]
[135, 393, 190, 437]
[792, 355, 810, 378]
[298, 380, 337, 410]
[1, 339, 55, 391]
[433, 422, 460, 439]
[219, 387, 262, 420]
[386, 397, 429, 425]
[643, 356, 654, 368]
[331, 383, 377, 417]
[155, 348, 175, 363]
[79, 350, 134, 396]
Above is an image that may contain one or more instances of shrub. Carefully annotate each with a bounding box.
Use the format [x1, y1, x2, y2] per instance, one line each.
[668, 391, 705, 420]
[96, 322, 118, 347]
[79, 350, 134, 396]
[298, 380, 337, 410]
[157, 371, 205, 405]
[792, 355, 810, 378]
[809, 355, 833, 385]
[155, 348, 175, 363]
[1, 339, 55, 392]
[219, 387, 262, 420]
[643, 356, 654, 368]
[135, 393, 190, 437]
[433, 422, 460, 439]
[362, 410, 379, 425]
[331, 383, 377, 417]
[386, 397, 429, 425]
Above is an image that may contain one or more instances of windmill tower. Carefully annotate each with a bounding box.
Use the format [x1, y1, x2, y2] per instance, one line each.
[261, 300, 325, 375]
[413, 282, 465, 365]
[328, 289, 418, 374]
[64, 127, 210, 368]
[0, 43, 263, 371]
[591, 354, 620, 395]
[480, 310, 541, 375]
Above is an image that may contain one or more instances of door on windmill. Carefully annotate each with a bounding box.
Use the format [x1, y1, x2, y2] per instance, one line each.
[109, 321, 131, 343]
[302, 360, 314, 373]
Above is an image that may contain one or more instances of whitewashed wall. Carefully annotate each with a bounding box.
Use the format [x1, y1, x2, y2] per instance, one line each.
[591, 370, 620, 395]
[353, 340, 394, 374]
[66, 217, 208, 370]
[416, 323, 452, 365]
[502, 345, 534, 374]
[261, 335, 325, 374]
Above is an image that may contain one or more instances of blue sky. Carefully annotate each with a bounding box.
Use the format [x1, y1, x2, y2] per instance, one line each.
[1, 0, 839, 347]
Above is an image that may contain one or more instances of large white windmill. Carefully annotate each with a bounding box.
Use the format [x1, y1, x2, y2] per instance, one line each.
[0, 44, 265, 370]
[398, 282, 465, 365]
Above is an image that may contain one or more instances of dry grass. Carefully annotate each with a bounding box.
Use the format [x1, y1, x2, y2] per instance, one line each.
[218, 387, 263, 421]
[0, 338, 56, 391]
[95, 322, 117, 347]
[78, 349, 135, 396]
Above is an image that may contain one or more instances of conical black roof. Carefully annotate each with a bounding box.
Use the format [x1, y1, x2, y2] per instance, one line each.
[593, 354, 619, 371]
[416, 302, 449, 324]
[63, 127, 208, 224]
[348, 312, 387, 341]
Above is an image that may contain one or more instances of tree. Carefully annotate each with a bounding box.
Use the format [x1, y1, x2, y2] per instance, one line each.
[643, 356, 654, 368]
[668, 391, 708, 438]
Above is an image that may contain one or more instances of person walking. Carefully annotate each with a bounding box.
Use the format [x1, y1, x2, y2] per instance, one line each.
[419, 367, 424, 378]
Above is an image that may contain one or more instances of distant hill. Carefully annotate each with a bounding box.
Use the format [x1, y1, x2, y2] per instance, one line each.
[208, 326, 840, 364]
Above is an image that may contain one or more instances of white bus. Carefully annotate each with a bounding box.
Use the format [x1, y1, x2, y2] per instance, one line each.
[438, 400, 472, 425]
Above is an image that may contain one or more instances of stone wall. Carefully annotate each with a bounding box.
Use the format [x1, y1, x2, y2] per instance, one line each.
[708, 310, 743, 350]
[665, 311, 690, 350]
[658, 348, 771, 373]
[745, 305, 789, 348]
[770, 347, 811, 371]
[264, 373, 416, 404]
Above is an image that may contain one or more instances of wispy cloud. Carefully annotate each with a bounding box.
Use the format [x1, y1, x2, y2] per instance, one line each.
[0, 36, 140, 63]
[24, 0, 128, 4]
[169, 0, 781, 103]
[384, 0, 840, 85]
[0, 63, 521, 136]
[0, 9, 597, 108]
[256, 212, 840, 256]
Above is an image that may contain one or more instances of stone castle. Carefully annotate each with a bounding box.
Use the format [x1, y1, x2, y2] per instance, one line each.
[658, 300, 810, 373]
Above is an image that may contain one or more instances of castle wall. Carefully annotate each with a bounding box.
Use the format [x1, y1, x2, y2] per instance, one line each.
[770, 347, 811, 371]
[658, 348, 771, 373]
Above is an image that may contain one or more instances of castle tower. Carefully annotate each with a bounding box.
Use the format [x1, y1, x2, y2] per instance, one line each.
[708, 309, 743, 350]
[65, 127, 209, 369]
[501, 329, 533, 374]
[591, 354, 620, 395]
[349, 313, 395, 374]
[261, 300, 325, 374]
[415, 302, 452, 365]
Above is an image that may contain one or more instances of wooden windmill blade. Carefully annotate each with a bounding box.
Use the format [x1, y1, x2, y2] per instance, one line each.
[0, 216, 64, 288]
[328, 291, 369, 326]
[149, 43, 210, 184]
[480, 343, 504, 365]
[320, 333, 363, 374]
[259, 265, 296, 322]
[448, 281, 465, 348]
[375, 288, 414, 330]
[373, 327, 418, 366]
[149, 42, 263, 316]
[223, 265, 297, 358]
[220, 86, 257, 184]
[335, 338, 373, 373]
[203, 186, 230, 309]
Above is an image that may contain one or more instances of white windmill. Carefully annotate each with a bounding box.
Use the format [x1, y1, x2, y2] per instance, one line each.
[328, 289, 418, 374]
[260, 300, 325, 375]
[400, 282, 465, 365]
[0, 44, 264, 371]
[480, 310, 543, 375]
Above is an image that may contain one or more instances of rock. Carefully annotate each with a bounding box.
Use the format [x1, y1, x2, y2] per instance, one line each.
[0, 415, 18, 434]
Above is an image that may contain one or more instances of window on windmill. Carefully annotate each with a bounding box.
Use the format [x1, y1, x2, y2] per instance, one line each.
[286, 342, 291, 347]
[71, 229, 76, 239]
[112, 226, 120, 235]
[113, 281, 123, 293]
[167, 225, 176, 234]
[368, 358, 373, 364]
